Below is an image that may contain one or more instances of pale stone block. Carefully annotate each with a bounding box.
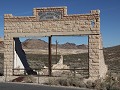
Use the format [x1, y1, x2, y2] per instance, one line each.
[3, 7, 107, 79]
[89, 65, 99, 70]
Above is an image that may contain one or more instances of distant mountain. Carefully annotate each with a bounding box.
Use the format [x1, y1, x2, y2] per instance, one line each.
[58, 42, 78, 49]
[0, 39, 88, 49]
[22, 39, 48, 49]
[77, 44, 88, 49]
[22, 39, 88, 49]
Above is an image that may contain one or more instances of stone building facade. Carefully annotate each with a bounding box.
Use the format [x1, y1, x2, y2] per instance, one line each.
[4, 6, 107, 79]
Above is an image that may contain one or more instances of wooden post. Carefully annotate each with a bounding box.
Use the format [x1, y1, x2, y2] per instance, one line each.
[48, 36, 52, 76]
[56, 40, 58, 63]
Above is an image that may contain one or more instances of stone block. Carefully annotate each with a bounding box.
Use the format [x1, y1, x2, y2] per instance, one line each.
[89, 64, 99, 70]
[3, 7, 105, 78]
[89, 69, 99, 76]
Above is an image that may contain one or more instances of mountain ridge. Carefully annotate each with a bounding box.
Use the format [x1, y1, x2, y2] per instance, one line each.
[22, 39, 88, 49]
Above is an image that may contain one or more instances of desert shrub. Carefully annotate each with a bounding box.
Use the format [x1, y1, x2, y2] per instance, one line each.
[12, 75, 36, 83]
[45, 71, 120, 90]
[47, 78, 59, 85]
[104, 72, 120, 90]
[24, 75, 36, 83]
[57, 78, 68, 86]
[46, 76, 85, 87]
[82, 72, 120, 90]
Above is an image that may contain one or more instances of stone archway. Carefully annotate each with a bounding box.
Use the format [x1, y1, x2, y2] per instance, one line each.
[4, 6, 107, 79]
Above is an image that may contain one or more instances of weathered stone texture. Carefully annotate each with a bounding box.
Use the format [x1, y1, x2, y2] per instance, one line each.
[4, 20, 99, 34]
[89, 35, 100, 77]
[4, 7, 107, 79]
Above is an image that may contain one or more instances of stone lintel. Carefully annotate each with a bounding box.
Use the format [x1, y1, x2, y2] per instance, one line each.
[9, 31, 99, 37]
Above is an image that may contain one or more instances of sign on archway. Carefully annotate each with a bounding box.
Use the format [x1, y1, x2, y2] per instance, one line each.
[4, 6, 107, 79]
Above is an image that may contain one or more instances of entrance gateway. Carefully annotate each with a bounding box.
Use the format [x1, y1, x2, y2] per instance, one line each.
[4, 6, 107, 79]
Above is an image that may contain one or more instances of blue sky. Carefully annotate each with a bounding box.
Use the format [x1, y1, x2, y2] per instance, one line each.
[0, 0, 120, 47]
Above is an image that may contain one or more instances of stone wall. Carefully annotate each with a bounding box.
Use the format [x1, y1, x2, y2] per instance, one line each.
[89, 35, 100, 78]
[4, 6, 107, 78]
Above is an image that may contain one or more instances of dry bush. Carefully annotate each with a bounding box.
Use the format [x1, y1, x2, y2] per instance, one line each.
[85, 73, 120, 90]
[12, 75, 36, 83]
[23, 75, 36, 83]
[47, 78, 59, 85]
[46, 76, 85, 87]
[45, 71, 120, 90]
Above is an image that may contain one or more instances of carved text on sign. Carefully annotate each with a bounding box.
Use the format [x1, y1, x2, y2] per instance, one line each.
[38, 11, 62, 20]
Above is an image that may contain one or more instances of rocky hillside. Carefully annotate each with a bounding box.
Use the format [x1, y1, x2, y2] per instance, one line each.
[22, 39, 48, 49]
[104, 45, 120, 71]
[58, 43, 88, 49]
[22, 39, 88, 49]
